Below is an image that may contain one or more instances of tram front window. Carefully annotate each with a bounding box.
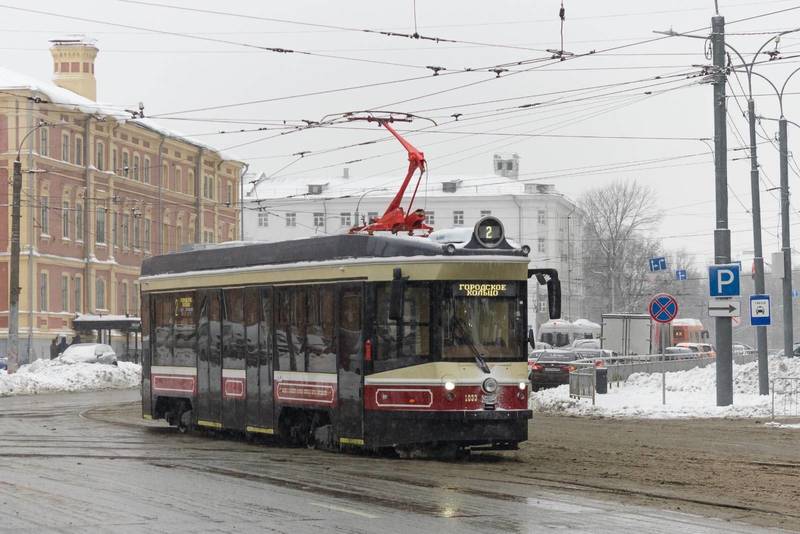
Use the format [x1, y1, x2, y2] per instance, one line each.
[442, 282, 522, 360]
[374, 284, 430, 372]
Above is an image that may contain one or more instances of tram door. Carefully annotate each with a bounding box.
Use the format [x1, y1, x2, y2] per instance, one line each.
[197, 289, 223, 425]
[336, 284, 364, 443]
[245, 287, 274, 431]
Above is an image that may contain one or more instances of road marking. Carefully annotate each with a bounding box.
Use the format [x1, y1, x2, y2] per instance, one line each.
[310, 502, 380, 519]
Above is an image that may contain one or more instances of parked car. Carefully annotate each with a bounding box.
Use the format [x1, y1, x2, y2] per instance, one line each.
[571, 338, 601, 350]
[675, 342, 716, 358]
[775, 343, 800, 358]
[662, 346, 695, 361]
[58, 343, 118, 365]
[0, 357, 6, 370]
[732, 343, 754, 356]
[528, 349, 580, 391]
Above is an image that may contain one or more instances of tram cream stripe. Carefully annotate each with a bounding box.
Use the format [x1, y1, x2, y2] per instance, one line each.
[274, 371, 337, 383]
[221, 369, 246, 379]
[151, 365, 197, 376]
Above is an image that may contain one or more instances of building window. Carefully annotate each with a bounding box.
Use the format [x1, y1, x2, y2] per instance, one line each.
[537, 238, 546, 253]
[143, 157, 151, 183]
[95, 277, 106, 310]
[40, 197, 49, 235]
[537, 209, 547, 225]
[122, 151, 129, 177]
[313, 212, 324, 227]
[112, 148, 118, 174]
[226, 183, 233, 206]
[122, 214, 130, 248]
[39, 272, 48, 311]
[453, 210, 464, 225]
[75, 137, 83, 166]
[61, 275, 69, 312]
[133, 282, 140, 314]
[203, 175, 214, 199]
[176, 225, 183, 247]
[121, 282, 128, 315]
[188, 170, 195, 195]
[285, 212, 296, 227]
[62, 201, 70, 239]
[340, 212, 351, 227]
[257, 211, 269, 227]
[62, 133, 70, 162]
[144, 218, 151, 252]
[75, 202, 84, 241]
[40, 127, 49, 157]
[133, 155, 140, 180]
[95, 207, 106, 244]
[95, 141, 104, 171]
[74, 276, 82, 313]
[424, 211, 435, 225]
[480, 210, 492, 217]
[112, 212, 118, 247]
[175, 167, 182, 193]
[133, 217, 141, 249]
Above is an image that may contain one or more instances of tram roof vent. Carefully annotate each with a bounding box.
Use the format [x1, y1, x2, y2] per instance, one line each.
[307, 183, 328, 195]
[442, 179, 461, 193]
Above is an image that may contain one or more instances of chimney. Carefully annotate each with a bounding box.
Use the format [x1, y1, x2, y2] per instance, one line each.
[49, 36, 99, 101]
[493, 153, 520, 179]
[343, 167, 350, 179]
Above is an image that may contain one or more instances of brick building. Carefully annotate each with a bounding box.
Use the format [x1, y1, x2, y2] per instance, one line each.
[0, 38, 243, 362]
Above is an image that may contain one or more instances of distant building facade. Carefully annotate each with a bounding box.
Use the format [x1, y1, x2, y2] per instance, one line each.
[243, 154, 584, 328]
[0, 38, 243, 361]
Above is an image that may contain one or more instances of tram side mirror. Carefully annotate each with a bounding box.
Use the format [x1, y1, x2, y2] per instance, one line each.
[547, 278, 561, 320]
[389, 268, 405, 321]
[527, 330, 536, 351]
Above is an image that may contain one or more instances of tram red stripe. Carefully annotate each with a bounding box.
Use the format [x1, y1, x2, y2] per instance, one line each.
[364, 384, 528, 411]
[275, 380, 337, 406]
[152, 375, 196, 395]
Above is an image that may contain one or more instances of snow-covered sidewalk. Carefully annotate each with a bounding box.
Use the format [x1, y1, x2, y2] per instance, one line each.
[533, 356, 800, 419]
[0, 359, 141, 397]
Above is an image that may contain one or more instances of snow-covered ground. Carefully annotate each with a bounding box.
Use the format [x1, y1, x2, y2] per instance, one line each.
[533, 356, 800, 419]
[0, 359, 141, 397]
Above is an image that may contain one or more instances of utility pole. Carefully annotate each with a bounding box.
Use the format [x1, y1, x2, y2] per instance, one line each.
[712, 15, 733, 406]
[779, 117, 794, 360]
[8, 159, 22, 373]
[747, 98, 769, 394]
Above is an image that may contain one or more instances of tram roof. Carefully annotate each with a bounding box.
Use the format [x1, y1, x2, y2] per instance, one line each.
[141, 233, 528, 277]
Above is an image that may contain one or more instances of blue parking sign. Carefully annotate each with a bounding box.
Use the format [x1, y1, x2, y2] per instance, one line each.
[708, 264, 740, 297]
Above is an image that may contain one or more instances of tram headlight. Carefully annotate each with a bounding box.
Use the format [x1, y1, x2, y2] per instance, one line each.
[444, 381, 456, 391]
[481, 377, 498, 394]
[518, 381, 527, 390]
[521, 245, 531, 255]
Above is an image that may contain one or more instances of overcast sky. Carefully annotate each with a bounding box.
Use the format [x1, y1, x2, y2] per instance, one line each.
[3, 0, 800, 266]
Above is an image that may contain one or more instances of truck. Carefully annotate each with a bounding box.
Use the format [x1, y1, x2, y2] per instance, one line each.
[600, 313, 652, 355]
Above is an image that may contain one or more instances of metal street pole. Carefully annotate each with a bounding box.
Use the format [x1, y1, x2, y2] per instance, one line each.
[712, 15, 734, 406]
[747, 99, 769, 393]
[779, 117, 794, 359]
[8, 159, 22, 373]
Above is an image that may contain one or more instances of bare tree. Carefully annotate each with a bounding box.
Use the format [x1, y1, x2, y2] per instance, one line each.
[579, 180, 661, 319]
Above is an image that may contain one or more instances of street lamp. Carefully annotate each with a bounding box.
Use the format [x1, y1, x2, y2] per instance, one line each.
[8, 119, 50, 373]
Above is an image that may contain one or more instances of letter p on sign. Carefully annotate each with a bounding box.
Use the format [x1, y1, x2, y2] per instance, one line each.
[708, 264, 741, 297]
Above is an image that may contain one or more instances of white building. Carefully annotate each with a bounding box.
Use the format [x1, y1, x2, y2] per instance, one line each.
[242, 154, 584, 327]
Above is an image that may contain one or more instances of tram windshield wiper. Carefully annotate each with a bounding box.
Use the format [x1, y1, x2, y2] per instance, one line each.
[453, 317, 491, 374]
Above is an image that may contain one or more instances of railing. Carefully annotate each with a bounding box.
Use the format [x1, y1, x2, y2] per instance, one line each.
[771, 377, 800, 420]
[568, 367, 596, 405]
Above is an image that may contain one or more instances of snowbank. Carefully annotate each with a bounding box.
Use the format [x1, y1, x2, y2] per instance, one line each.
[0, 359, 141, 397]
[532, 356, 800, 419]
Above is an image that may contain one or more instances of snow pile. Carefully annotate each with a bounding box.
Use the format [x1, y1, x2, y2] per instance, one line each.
[533, 356, 800, 419]
[0, 359, 141, 397]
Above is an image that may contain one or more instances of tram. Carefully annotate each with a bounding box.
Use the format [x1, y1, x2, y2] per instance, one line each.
[138, 114, 561, 455]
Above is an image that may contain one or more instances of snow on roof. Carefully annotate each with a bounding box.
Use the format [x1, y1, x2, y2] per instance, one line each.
[0, 66, 241, 163]
[74, 314, 141, 322]
[245, 167, 567, 201]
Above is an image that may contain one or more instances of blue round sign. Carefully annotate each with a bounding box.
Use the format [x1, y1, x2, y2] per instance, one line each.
[649, 293, 678, 324]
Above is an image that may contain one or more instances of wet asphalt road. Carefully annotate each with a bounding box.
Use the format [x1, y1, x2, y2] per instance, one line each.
[0, 390, 787, 533]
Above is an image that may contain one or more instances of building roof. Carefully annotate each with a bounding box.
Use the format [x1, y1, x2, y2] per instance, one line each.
[0, 66, 241, 163]
[244, 168, 570, 202]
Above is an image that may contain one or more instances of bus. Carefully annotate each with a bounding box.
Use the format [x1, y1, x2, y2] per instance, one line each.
[139, 217, 561, 456]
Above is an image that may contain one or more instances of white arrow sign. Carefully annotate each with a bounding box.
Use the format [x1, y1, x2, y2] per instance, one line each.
[708, 298, 741, 317]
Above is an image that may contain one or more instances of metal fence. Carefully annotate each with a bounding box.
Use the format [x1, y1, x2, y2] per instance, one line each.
[568, 367, 596, 405]
[771, 377, 800, 420]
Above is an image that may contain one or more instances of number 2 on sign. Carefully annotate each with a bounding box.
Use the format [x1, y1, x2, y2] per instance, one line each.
[486, 226, 493, 239]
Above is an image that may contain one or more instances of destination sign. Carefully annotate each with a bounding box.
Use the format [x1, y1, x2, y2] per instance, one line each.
[454, 283, 515, 297]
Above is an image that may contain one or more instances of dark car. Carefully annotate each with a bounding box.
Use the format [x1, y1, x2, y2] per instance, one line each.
[528, 349, 579, 391]
[0, 357, 6, 371]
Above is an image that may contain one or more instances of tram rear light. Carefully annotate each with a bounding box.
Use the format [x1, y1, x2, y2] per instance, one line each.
[531, 363, 544, 372]
[364, 339, 372, 362]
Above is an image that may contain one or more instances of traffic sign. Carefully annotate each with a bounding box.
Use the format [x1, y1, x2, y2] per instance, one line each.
[649, 257, 667, 272]
[708, 298, 741, 317]
[676, 269, 688, 281]
[708, 264, 741, 297]
[750, 294, 771, 326]
[793, 288, 800, 299]
[649, 293, 679, 323]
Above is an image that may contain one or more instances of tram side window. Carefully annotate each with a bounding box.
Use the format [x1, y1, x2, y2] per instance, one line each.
[306, 286, 336, 373]
[223, 288, 245, 370]
[141, 293, 150, 366]
[275, 287, 307, 372]
[374, 284, 430, 372]
[153, 294, 174, 366]
[244, 287, 260, 369]
[173, 292, 196, 367]
[259, 287, 272, 370]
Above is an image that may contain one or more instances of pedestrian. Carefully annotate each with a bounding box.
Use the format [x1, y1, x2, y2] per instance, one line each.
[49, 337, 58, 360]
[56, 335, 69, 355]
[70, 334, 81, 346]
